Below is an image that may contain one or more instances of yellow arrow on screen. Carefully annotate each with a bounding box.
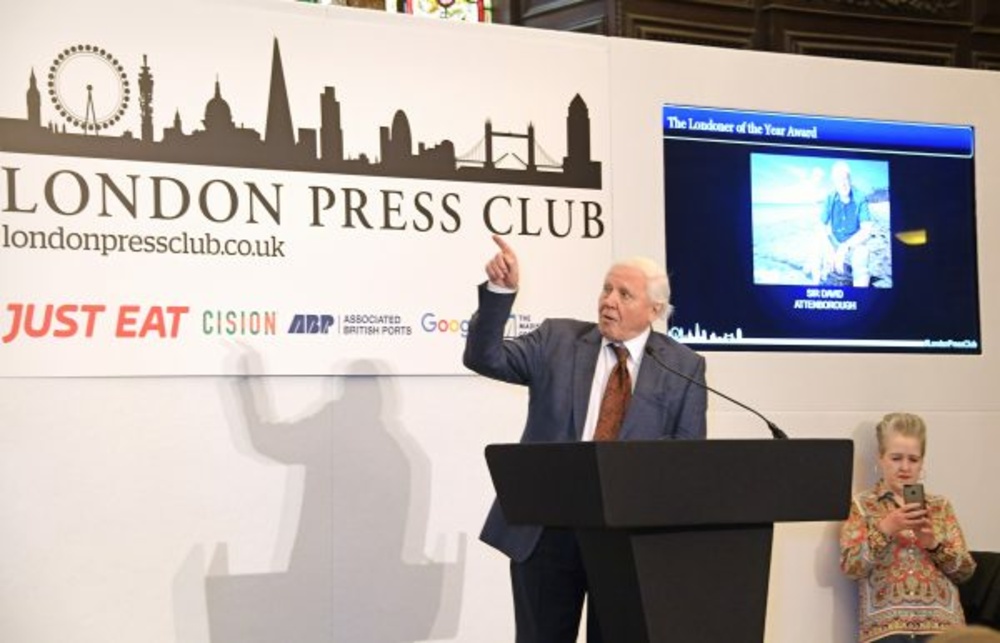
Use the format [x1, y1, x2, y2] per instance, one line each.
[894, 229, 927, 246]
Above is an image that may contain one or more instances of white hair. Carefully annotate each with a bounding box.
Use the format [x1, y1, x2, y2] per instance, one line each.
[612, 256, 673, 321]
[831, 160, 851, 181]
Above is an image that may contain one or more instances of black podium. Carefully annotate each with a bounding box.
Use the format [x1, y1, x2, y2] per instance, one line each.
[485, 439, 853, 643]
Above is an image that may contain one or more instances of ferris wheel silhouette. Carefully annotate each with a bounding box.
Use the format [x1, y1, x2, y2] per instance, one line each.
[47, 44, 131, 134]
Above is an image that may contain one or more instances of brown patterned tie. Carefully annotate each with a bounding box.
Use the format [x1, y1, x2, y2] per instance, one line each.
[594, 344, 632, 441]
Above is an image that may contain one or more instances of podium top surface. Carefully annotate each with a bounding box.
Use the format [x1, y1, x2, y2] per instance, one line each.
[486, 439, 854, 528]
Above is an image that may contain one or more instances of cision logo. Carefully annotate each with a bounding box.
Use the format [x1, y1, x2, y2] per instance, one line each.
[201, 308, 276, 336]
[288, 313, 335, 334]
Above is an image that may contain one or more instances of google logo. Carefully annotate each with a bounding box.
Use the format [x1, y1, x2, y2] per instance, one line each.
[421, 313, 469, 337]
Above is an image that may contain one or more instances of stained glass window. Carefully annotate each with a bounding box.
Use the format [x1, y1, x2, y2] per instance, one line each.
[404, 0, 492, 22]
[297, 0, 492, 22]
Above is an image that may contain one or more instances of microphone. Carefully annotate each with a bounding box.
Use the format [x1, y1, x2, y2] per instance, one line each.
[643, 346, 789, 439]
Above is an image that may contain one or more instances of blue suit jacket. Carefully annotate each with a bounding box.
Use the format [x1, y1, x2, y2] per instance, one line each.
[463, 283, 708, 562]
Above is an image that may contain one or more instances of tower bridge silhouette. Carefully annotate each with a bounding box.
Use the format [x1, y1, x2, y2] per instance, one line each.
[457, 121, 562, 172]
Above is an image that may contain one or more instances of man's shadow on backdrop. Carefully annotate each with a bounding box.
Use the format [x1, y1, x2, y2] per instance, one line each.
[203, 352, 466, 642]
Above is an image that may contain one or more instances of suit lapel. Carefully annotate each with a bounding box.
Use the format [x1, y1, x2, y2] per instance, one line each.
[619, 333, 666, 440]
[572, 327, 603, 440]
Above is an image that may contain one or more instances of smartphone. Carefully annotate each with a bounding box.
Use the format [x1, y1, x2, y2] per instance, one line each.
[903, 483, 926, 507]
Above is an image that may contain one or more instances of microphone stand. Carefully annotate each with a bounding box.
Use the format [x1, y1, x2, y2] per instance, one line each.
[643, 346, 789, 439]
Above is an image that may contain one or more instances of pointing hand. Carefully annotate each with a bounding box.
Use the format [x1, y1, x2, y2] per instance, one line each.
[485, 234, 519, 290]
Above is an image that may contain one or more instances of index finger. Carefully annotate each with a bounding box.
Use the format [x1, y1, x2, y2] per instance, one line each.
[492, 234, 513, 256]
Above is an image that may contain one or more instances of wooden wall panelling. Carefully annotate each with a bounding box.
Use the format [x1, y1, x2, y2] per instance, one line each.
[496, 0, 1000, 72]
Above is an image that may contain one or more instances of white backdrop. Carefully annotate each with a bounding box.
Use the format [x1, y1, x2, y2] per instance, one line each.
[2, 2, 999, 642]
[0, 0, 610, 376]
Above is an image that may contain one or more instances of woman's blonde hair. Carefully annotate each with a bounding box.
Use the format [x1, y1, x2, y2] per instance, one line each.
[876, 412, 927, 457]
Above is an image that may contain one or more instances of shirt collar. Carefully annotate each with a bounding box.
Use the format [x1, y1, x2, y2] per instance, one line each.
[875, 481, 897, 505]
[602, 327, 651, 363]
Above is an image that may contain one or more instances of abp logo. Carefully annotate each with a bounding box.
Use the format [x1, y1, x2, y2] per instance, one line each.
[288, 314, 335, 334]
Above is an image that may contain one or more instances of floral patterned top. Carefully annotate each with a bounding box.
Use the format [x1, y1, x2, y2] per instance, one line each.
[840, 482, 977, 642]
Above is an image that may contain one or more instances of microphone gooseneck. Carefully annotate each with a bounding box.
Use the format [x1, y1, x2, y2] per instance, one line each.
[643, 346, 789, 439]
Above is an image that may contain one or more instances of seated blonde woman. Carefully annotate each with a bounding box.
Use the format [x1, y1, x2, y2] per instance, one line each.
[840, 413, 977, 642]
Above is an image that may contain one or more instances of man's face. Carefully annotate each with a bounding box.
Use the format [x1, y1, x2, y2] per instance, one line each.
[597, 265, 659, 342]
[878, 432, 924, 497]
[833, 167, 852, 201]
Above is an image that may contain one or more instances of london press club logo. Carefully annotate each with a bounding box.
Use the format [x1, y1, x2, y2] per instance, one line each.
[2, 39, 603, 188]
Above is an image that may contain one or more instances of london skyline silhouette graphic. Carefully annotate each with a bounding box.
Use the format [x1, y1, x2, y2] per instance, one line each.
[0, 39, 603, 189]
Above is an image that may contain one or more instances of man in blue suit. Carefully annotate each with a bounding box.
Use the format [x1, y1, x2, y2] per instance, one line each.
[463, 235, 708, 643]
